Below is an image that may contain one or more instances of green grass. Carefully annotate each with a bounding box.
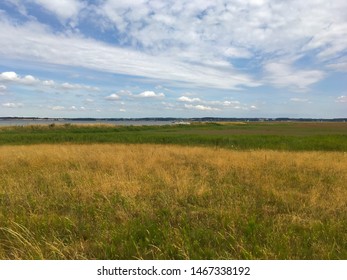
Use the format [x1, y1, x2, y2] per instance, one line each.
[1, 122, 347, 151]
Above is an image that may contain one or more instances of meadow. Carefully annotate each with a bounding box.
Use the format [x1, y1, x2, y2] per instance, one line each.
[0, 122, 346, 259]
[0, 122, 347, 151]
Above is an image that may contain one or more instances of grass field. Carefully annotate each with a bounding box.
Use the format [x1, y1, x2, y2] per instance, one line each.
[0, 123, 346, 259]
[1, 122, 347, 151]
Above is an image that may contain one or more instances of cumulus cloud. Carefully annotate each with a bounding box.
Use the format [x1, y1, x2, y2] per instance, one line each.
[178, 96, 202, 103]
[336, 95, 347, 103]
[42, 80, 55, 86]
[21, 75, 39, 84]
[178, 96, 241, 109]
[184, 104, 220, 111]
[105, 93, 120, 100]
[136, 91, 165, 98]
[0, 71, 99, 92]
[0, 84, 6, 94]
[0, 71, 39, 85]
[2, 102, 23, 108]
[165, 95, 253, 112]
[61, 83, 78, 90]
[0, 71, 19, 81]
[49, 106, 65, 111]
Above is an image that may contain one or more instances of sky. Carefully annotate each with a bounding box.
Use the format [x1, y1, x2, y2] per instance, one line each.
[0, 0, 346, 118]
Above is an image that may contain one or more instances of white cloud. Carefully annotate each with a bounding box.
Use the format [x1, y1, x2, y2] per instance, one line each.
[30, 0, 85, 21]
[336, 96, 347, 103]
[178, 96, 202, 103]
[61, 83, 77, 90]
[42, 80, 55, 86]
[224, 47, 252, 59]
[0, 71, 19, 81]
[119, 108, 126, 112]
[60, 82, 99, 91]
[327, 58, 347, 72]
[136, 91, 165, 98]
[69, 105, 88, 112]
[304, 22, 347, 61]
[2, 102, 23, 108]
[0, 19, 259, 90]
[0, 71, 98, 92]
[95, 0, 347, 92]
[264, 62, 325, 90]
[50, 106, 65, 111]
[0, 71, 39, 85]
[290, 98, 309, 103]
[21, 75, 38, 84]
[0, 84, 6, 94]
[1, 0, 346, 100]
[222, 100, 240, 106]
[178, 96, 241, 108]
[105, 93, 120, 100]
[99, 0, 347, 64]
[184, 104, 220, 111]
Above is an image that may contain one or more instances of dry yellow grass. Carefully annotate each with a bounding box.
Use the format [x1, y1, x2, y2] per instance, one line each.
[0, 144, 346, 259]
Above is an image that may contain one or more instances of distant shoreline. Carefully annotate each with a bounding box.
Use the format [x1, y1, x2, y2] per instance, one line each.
[0, 117, 346, 122]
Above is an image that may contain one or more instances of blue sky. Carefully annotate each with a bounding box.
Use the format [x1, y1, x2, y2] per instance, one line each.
[0, 0, 346, 118]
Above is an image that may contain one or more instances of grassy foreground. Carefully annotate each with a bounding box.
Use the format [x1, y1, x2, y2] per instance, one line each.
[0, 144, 346, 259]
